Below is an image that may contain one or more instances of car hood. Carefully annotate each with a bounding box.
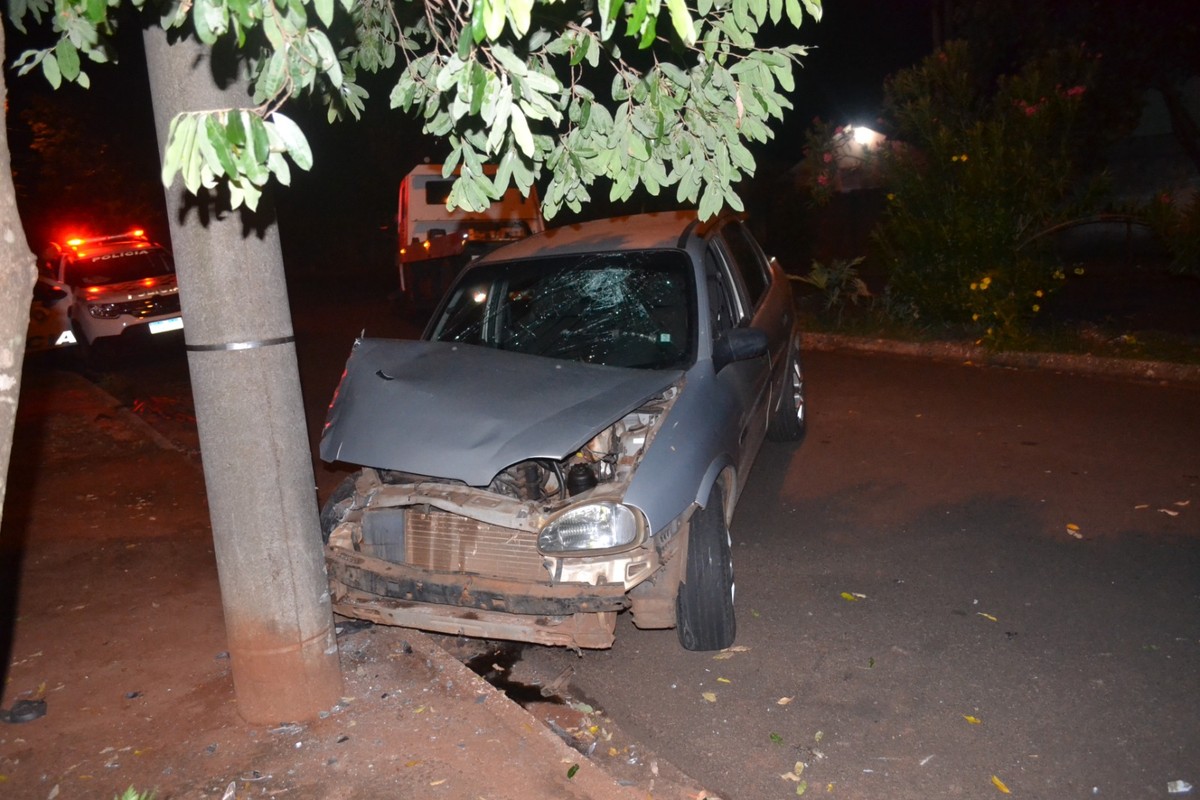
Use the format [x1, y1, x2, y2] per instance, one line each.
[320, 338, 684, 487]
[82, 276, 179, 302]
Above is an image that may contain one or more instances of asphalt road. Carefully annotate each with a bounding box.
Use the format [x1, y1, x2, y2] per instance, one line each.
[69, 282, 1200, 799]
[519, 349, 1200, 799]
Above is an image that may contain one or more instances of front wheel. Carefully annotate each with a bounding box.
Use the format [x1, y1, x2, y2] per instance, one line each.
[676, 491, 736, 651]
[767, 346, 806, 443]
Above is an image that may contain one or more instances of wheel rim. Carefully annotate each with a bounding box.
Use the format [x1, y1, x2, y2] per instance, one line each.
[790, 358, 805, 426]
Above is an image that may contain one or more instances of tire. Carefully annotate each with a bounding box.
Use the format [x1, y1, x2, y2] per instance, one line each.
[676, 491, 736, 651]
[767, 346, 806, 443]
[320, 471, 362, 543]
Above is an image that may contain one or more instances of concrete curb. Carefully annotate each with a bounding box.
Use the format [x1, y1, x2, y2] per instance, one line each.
[802, 332, 1200, 385]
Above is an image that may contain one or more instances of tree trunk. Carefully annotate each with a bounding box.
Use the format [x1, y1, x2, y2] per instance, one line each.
[141, 31, 341, 723]
[0, 23, 37, 555]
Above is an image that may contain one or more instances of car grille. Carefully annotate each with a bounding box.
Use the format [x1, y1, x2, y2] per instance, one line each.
[382, 509, 549, 582]
[107, 294, 182, 319]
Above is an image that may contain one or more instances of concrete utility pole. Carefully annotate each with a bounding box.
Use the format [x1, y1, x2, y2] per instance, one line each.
[140, 32, 342, 723]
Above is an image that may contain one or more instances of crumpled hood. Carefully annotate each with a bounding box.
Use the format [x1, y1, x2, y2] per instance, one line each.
[320, 338, 683, 487]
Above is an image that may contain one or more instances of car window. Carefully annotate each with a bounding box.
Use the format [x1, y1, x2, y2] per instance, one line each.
[432, 250, 694, 369]
[705, 245, 740, 336]
[718, 220, 770, 310]
[64, 248, 175, 287]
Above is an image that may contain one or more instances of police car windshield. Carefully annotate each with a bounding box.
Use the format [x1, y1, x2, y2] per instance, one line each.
[65, 248, 175, 287]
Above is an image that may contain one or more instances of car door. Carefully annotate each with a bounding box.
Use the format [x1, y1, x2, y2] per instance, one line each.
[706, 230, 771, 489]
[26, 255, 75, 352]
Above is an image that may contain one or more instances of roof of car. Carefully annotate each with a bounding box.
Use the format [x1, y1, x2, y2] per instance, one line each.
[478, 210, 703, 262]
[48, 232, 166, 259]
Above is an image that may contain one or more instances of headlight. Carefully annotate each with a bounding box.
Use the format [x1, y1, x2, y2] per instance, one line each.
[538, 502, 642, 554]
[88, 303, 122, 319]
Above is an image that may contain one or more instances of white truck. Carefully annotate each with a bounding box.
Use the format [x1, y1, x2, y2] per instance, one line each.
[396, 164, 544, 305]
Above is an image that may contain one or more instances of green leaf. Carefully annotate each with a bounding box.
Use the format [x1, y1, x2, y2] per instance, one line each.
[42, 53, 61, 89]
[225, 109, 247, 149]
[471, 0, 486, 43]
[54, 39, 80, 82]
[658, 62, 688, 88]
[310, 30, 341, 87]
[638, 15, 657, 49]
[268, 151, 292, 186]
[511, 106, 534, 156]
[507, 0, 533, 36]
[784, 0, 803, 27]
[161, 113, 195, 187]
[665, 0, 696, 45]
[483, 0, 506, 40]
[626, 0, 649, 38]
[314, 0, 333, 26]
[201, 114, 239, 178]
[269, 112, 313, 170]
[249, 113, 270, 165]
[490, 45, 527, 76]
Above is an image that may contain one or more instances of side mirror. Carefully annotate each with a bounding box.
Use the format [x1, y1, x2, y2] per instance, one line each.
[32, 283, 68, 304]
[713, 327, 768, 372]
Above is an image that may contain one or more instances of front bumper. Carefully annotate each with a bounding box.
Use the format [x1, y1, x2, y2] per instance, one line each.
[327, 547, 628, 648]
[324, 476, 675, 648]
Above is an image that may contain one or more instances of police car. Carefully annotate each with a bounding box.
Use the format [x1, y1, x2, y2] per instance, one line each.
[27, 229, 183, 355]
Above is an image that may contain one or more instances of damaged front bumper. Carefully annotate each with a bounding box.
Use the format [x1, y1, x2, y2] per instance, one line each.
[324, 473, 682, 649]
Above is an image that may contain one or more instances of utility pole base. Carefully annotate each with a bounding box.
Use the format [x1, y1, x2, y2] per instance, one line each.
[229, 625, 343, 724]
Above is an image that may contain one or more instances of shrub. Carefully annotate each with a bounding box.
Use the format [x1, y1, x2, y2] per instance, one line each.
[870, 41, 1103, 345]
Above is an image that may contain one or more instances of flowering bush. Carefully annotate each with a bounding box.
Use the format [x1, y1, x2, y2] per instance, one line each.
[870, 41, 1102, 345]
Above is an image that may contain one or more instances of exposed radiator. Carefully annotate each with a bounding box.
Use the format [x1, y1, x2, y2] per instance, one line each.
[364, 508, 548, 582]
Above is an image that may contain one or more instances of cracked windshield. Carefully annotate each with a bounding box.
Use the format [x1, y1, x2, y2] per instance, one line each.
[431, 251, 694, 369]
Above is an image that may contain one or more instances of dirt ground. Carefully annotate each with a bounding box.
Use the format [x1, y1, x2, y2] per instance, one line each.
[0, 369, 705, 800]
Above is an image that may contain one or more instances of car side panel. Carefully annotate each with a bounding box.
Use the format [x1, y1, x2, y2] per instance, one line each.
[623, 365, 744, 533]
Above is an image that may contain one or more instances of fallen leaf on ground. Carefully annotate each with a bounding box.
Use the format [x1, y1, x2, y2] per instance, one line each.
[1175, 500, 1191, 507]
[977, 612, 998, 622]
[429, 779, 446, 786]
[567, 764, 579, 779]
[1159, 508, 1180, 516]
[796, 779, 808, 795]
[702, 692, 717, 703]
[1066, 522, 1083, 539]
[717, 677, 732, 684]
[777, 696, 794, 706]
[712, 645, 750, 660]
[1135, 504, 1149, 509]
[840, 592, 862, 602]
[769, 732, 784, 745]
[963, 715, 981, 725]
[992, 775, 1011, 794]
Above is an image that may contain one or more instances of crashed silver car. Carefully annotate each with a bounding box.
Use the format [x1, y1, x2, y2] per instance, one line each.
[319, 211, 805, 651]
